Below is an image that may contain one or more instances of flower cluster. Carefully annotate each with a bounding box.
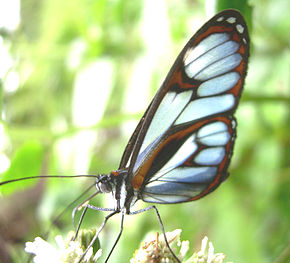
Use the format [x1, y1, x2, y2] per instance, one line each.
[25, 229, 230, 263]
[25, 230, 101, 263]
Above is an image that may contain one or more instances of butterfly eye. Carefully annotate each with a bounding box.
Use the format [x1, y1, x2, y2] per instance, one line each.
[97, 175, 113, 193]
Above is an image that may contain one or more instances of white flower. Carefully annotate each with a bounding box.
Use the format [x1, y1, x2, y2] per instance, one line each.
[131, 229, 189, 263]
[186, 236, 227, 263]
[25, 230, 102, 263]
[25, 236, 62, 263]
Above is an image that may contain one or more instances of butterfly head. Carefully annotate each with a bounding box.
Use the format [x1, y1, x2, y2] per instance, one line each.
[96, 174, 116, 194]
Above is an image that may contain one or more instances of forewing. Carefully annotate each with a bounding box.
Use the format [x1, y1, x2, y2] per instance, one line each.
[124, 9, 249, 203]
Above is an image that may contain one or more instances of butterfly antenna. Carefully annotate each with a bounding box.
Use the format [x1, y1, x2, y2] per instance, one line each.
[0, 174, 99, 186]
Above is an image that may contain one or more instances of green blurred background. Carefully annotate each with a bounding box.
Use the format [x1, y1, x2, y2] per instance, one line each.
[0, 0, 289, 262]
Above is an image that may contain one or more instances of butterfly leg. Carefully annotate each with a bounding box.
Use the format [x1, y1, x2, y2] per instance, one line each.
[104, 211, 125, 263]
[72, 201, 115, 240]
[77, 209, 119, 263]
[130, 205, 181, 263]
[72, 190, 100, 232]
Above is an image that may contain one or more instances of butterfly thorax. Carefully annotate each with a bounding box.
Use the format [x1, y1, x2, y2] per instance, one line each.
[96, 169, 138, 213]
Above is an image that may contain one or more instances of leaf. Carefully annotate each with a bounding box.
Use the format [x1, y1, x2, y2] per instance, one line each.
[0, 141, 44, 195]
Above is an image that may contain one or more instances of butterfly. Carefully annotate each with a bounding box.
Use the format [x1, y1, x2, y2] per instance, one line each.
[1, 8, 250, 263]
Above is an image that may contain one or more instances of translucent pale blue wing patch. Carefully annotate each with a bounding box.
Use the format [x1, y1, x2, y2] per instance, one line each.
[197, 72, 239, 97]
[175, 94, 235, 125]
[140, 90, 192, 154]
[142, 181, 207, 203]
[184, 38, 240, 79]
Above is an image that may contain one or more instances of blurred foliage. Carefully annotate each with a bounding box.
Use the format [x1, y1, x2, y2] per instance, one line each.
[0, 0, 289, 263]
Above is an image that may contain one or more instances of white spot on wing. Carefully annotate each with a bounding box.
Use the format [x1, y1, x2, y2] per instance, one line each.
[231, 119, 237, 128]
[236, 24, 244, 33]
[226, 17, 236, 24]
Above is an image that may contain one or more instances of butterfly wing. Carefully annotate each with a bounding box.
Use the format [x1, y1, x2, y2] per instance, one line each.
[120, 9, 250, 204]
